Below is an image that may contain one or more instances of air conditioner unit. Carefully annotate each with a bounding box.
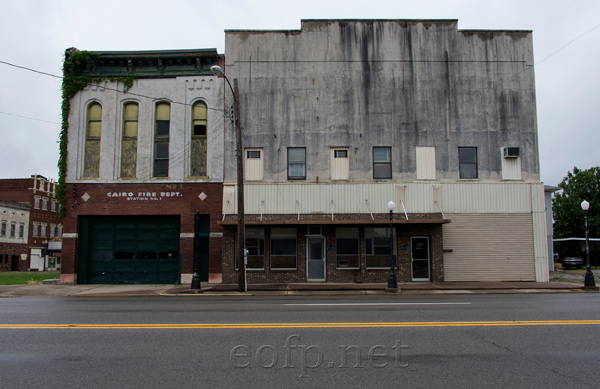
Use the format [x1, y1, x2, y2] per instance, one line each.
[503, 147, 520, 158]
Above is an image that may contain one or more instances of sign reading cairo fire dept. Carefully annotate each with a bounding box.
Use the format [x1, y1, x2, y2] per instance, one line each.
[106, 191, 183, 201]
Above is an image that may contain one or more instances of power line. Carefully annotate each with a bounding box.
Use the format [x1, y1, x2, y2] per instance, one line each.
[0, 111, 60, 125]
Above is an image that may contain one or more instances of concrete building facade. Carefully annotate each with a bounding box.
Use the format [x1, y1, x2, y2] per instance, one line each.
[219, 19, 548, 284]
[61, 49, 225, 284]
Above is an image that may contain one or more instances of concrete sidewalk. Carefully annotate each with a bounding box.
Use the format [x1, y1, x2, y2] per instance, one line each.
[0, 280, 592, 298]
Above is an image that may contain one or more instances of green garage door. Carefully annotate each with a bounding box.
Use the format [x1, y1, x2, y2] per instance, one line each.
[79, 216, 181, 284]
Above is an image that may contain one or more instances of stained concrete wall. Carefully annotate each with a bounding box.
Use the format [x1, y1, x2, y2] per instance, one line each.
[223, 19, 539, 184]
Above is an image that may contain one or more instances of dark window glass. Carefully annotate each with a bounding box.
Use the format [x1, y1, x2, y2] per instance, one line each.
[459, 147, 478, 179]
[193, 124, 207, 136]
[137, 251, 157, 260]
[335, 150, 348, 158]
[115, 251, 135, 260]
[156, 120, 170, 136]
[247, 150, 261, 159]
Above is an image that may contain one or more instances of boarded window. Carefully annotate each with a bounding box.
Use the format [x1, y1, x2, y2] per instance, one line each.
[191, 101, 208, 177]
[154, 103, 170, 177]
[245, 148, 263, 181]
[120, 102, 139, 178]
[84, 102, 102, 178]
[331, 147, 349, 180]
[416, 147, 436, 180]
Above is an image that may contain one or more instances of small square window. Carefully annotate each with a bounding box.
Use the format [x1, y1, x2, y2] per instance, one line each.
[334, 150, 348, 158]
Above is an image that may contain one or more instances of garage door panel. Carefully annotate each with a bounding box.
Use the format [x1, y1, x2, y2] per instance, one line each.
[83, 215, 181, 284]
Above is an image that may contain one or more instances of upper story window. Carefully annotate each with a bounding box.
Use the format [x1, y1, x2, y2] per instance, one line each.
[459, 147, 478, 179]
[32, 223, 39, 237]
[120, 102, 139, 178]
[245, 148, 264, 181]
[416, 146, 436, 180]
[34, 196, 41, 209]
[191, 101, 208, 177]
[287, 148, 306, 180]
[51, 199, 57, 212]
[83, 102, 102, 178]
[331, 147, 349, 180]
[18, 223, 24, 239]
[10, 222, 16, 238]
[154, 102, 170, 178]
[40, 223, 47, 238]
[373, 147, 392, 179]
[42, 198, 48, 211]
[0, 221, 6, 237]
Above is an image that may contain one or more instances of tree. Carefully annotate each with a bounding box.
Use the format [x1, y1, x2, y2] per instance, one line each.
[552, 166, 600, 240]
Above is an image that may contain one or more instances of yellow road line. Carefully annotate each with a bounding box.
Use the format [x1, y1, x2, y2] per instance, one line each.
[0, 320, 599, 329]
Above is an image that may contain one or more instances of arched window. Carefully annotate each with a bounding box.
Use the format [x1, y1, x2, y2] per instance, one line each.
[83, 102, 102, 178]
[120, 102, 139, 178]
[191, 101, 207, 177]
[154, 102, 170, 177]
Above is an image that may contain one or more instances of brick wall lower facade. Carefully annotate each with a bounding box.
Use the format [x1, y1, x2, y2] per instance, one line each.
[222, 216, 444, 284]
[61, 182, 223, 284]
[0, 243, 29, 271]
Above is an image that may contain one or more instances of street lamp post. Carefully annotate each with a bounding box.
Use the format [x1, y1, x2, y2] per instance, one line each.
[211, 65, 246, 292]
[387, 201, 398, 292]
[581, 200, 596, 288]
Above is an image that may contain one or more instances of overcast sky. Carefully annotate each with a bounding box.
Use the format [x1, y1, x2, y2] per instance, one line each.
[0, 0, 598, 187]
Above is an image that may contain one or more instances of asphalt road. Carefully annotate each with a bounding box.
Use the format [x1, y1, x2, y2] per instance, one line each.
[1, 294, 599, 388]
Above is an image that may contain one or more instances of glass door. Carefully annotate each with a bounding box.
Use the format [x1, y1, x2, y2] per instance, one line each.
[411, 236, 430, 281]
[306, 237, 326, 281]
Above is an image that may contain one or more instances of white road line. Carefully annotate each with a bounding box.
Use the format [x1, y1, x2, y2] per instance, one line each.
[283, 302, 472, 306]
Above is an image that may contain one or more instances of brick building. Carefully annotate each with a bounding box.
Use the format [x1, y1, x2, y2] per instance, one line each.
[60, 49, 224, 284]
[0, 200, 30, 271]
[0, 176, 62, 271]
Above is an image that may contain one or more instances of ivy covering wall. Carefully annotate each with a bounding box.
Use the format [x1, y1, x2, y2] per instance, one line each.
[57, 49, 134, 217]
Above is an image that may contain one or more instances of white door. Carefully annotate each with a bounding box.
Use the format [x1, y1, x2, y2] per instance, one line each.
[306, 237, 326, 281]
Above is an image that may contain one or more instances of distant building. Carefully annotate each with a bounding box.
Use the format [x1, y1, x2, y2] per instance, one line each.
[0, 175, 62, 271]
[0, 200, 30, 271]
[60, 49, 224, 284]
[219, 19, 548, 284]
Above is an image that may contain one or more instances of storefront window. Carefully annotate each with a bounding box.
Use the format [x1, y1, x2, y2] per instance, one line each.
[365, 227, 396, 269]
[336, 227, 359, 269]
[271, 228, 297, 269]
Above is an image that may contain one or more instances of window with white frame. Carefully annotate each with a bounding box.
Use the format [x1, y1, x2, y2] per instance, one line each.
[34, 196, 40, 209]
[40, 223, 47, 238]
[0, 221, 6, 237]
[83, 102, 102, 178]
[32, 223, 39, 237]
[373, 147, 392, 179]
[51, 199, 57, 212]
[50, 224, 56, 239]
[9, 222, 16, 238]
[42, 198, 48, 211]
[365, 227, 396, 269]
[18, 223, 24, 239]
[287, 148, 306, 180]
[271, 228, 297, 269]
[57, 225, 63, 238]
